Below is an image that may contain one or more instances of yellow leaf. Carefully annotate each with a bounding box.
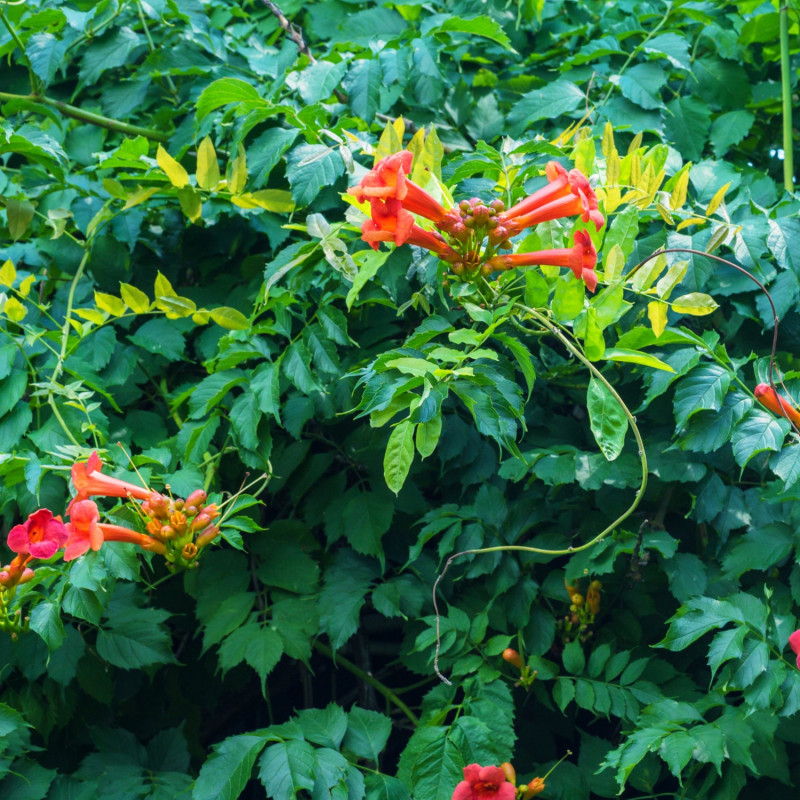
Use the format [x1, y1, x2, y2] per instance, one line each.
[574, 137, 595, 177]
[156, 144, 189, 188]
[120, 282, 151, 313]
[669, 165, 691, 210]
[422, 125, 444, 181]
[19, 275, 36, 298]
[209, 306, 250, 330]
[627, 131, 643, 155]
[655, 203, 675, 224]
[671, 292, 719, 316]
[647, 300, 668, 338]
[0, 260, 16, 287]
[178, 186, 203, 222]
[602, 186, 621, 214]
[407, 127, 426, 182]
[196, 136, 220, 190]
[192, 309, 211, 325]
[604, 244, 625, 282]
[655, 260, 688, 300]
[95, 291, 127, 316]
[630, 253, 666, 292]
[676, 217, 706, 231]
[123, 186, 159, 210]
[73, 307, 106, 325]
[3, 296, 26, 322]
[375, 119, 403, 164]
[393, 116, 405, 142]
[705, 182, 730, 217]
[601, 121, 615, 159]
[630, 152, 642, 189]
[231, 190, 295, 213]
[156, 294, 197, 319]
[229, 144, 247, 194]
[155, 271, 177, 299]
[620, 189, 642, 206]
[606, 148, 620, 186]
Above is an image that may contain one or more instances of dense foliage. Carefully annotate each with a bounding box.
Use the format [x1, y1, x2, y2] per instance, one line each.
[1, 0, 799, 798]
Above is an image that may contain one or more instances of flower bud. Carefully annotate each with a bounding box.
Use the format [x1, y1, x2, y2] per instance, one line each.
[522, 778, 545, 799]
[182, 542, 198, 560]
[160, 525, 175, 539]
[500, 763, 516, 785]
[185, 489, 207, 509]
[196, 525, 220, 549]
[502, 648, 523, 669]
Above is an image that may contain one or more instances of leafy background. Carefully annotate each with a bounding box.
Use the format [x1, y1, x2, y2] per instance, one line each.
[0, 0, 799, 798]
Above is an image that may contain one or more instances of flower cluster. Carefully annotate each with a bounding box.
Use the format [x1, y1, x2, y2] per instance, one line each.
[64, 451, 221, 568]
[348, 152, 604, 291]
[560, 579, 602, 643]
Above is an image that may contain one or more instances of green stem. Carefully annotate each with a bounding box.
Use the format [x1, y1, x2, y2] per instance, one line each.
[312, 640, 420, 727]
[47, 395, 81, 447]
[0, 6, 37, 92]
[780, 4, 794, 193]
[135, 0, 179, 98]
[596, 4, 672, 109]
[0, 92, 168, 142]
[52, 249, 90, 384]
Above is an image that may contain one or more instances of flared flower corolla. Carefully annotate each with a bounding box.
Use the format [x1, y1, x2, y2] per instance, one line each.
[789, 629, 800, 670]
[349, 151, 453, 226]
[64, 499, 166, 562]
[7, 509, 68, 559]
[754, 384, 800, 427]
[483, 230, 598, 292]
[64, 499, 104, 561]
[452, 764, 515, 800]
[502, 161, 570, 219]
[68, 452, 150, 512]
[501, 168, 604, 234]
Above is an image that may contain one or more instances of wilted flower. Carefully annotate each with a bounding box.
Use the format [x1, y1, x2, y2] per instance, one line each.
[7, 509, 68, 559]
[452, 764, 515, 800]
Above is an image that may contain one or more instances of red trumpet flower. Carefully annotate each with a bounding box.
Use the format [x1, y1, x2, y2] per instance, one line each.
[754, 383, 800, 427]
[482, 230, 598, 291]
[68, 452, 150, 513]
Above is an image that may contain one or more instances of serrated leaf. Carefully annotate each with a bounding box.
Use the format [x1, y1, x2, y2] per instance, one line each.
[194, 734, 267, 800]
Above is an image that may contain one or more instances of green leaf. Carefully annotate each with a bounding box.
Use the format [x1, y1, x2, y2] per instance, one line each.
[244, 627, 284, 688]
[605, 206, 639, 261]
[587, 377, 628, 461]
[29, 601, 66, 650]
[96, 607, 176, 668]
[384, 419, 415, 494]
[507, 80, 585, 136]
[27, 32, 70, 86]
[230, 390, 261, 451]
[664, 97, 711, 162]
[196, 78, 264, 120]
[730, 408, 789, 467]
[710, 110, 755, 157]
[283, 341, 321, 394]
[397, 727, 463, 800]
[415, 415, 442, 459]
[425, 14, 516, 52]
[297, 60, 348, 105]
[673, 364, 731, 429]
[344, 59, 382, 119]
[286, 144, 345, 206]
[707, 627, 746, 681]
[343, 707, 393, 761]
[209, 306, 250, 330]
[258, 740, 316, 798]
[343, 491, 394, 561]
[563, 640, 586, 675]
[193, 734, 267, 800]
[552, 275, 585, 322]
[346, 249, 391, 310]
[365, 773, 411, 800]
[612, 62, 665, 109]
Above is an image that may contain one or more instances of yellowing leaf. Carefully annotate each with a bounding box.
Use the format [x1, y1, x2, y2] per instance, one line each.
[604, 244, 625, 283]
[627, 132, 643, 155]
[630, 253, 666, 292]
[375, 118, 403, 164]
[705, 182, 730, 217]
[574, 137, 595, 177]
[601, 121, 615, 159]
[156, 144, 189, 188]
[3, 296, 26, 322]
[95, 291, 126, 316]
[647, 300, 668, 337]
[602, 185, 621, 214]
[156, 294, 197, 319]
[19, 275, 36, 298]
[178, 186, 203, 223]
[676, 217, 706, 231]
[231, 190, 295, 213]
[422, 125, 444, 181]
[655, 203, 675, 224]
[123, 186, 159, 211]
[73, 307, 106, 325]
[120, 282, 151, 313]
[706, 224, 731, 254]
[154, 271, 177, 299]
[228, 144, 247, 194]
[606, 148, 620, 186]
[671, 292, 719, 316]
[669, 165, 691, 210]
[0, 260, 17, 287]
[655, 260, 688, 300]
[196, 136, 220, 190]
[630, 152, 642, 189]
[209, 306, 249, 330]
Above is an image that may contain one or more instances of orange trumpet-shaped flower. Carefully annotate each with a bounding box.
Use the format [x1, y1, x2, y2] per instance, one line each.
[68, 452, 150, 512]
[501, 169, 604, 234]
[754, 383, 800, 426]
[501, 161, 571, 220]
[64, 499, 166, 561]
[482, 230, 598, 292]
